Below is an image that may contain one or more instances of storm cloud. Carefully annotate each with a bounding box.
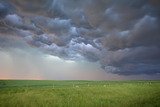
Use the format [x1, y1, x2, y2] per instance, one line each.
[0, 0, 160, 76]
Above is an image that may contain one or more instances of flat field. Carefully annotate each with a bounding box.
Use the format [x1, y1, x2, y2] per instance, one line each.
[0, 80, 160, 107]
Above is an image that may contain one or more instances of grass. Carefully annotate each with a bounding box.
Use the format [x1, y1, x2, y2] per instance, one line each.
[0, 80, 160, 107]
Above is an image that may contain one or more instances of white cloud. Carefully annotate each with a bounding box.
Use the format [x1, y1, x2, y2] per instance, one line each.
[5, 14, 23, 26]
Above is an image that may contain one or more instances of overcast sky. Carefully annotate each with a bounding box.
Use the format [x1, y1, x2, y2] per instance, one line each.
[0, 0, 160, 80]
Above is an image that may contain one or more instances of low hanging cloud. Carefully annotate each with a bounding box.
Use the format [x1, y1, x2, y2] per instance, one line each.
[0, 0, 160, 75]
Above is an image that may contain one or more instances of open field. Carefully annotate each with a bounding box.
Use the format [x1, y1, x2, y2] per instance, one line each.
[0, 80, 160, 107]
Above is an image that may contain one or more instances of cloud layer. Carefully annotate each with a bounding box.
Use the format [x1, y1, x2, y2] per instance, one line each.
[0, 0, 160, 75]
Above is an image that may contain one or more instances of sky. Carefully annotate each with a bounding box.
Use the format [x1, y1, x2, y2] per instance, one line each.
[0, 0, 160, 80]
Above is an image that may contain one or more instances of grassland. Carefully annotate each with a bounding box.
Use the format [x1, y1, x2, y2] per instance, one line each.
[0, 80, 160, 107]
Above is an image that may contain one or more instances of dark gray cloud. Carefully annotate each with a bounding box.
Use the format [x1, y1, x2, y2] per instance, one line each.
[0, 0, 15, 18]
[0, 0, 160, 75]
[100, 46, 160, 75]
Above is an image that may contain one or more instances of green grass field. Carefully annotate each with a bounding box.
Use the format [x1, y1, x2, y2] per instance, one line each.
[0, 80, 160, 107]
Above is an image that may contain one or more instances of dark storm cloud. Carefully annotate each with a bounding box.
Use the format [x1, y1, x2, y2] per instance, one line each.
[101, 15, 160, 50]
[100, 46, 160, 74]
[0, 0, 15, 18]
[0, 0, 160, 75]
